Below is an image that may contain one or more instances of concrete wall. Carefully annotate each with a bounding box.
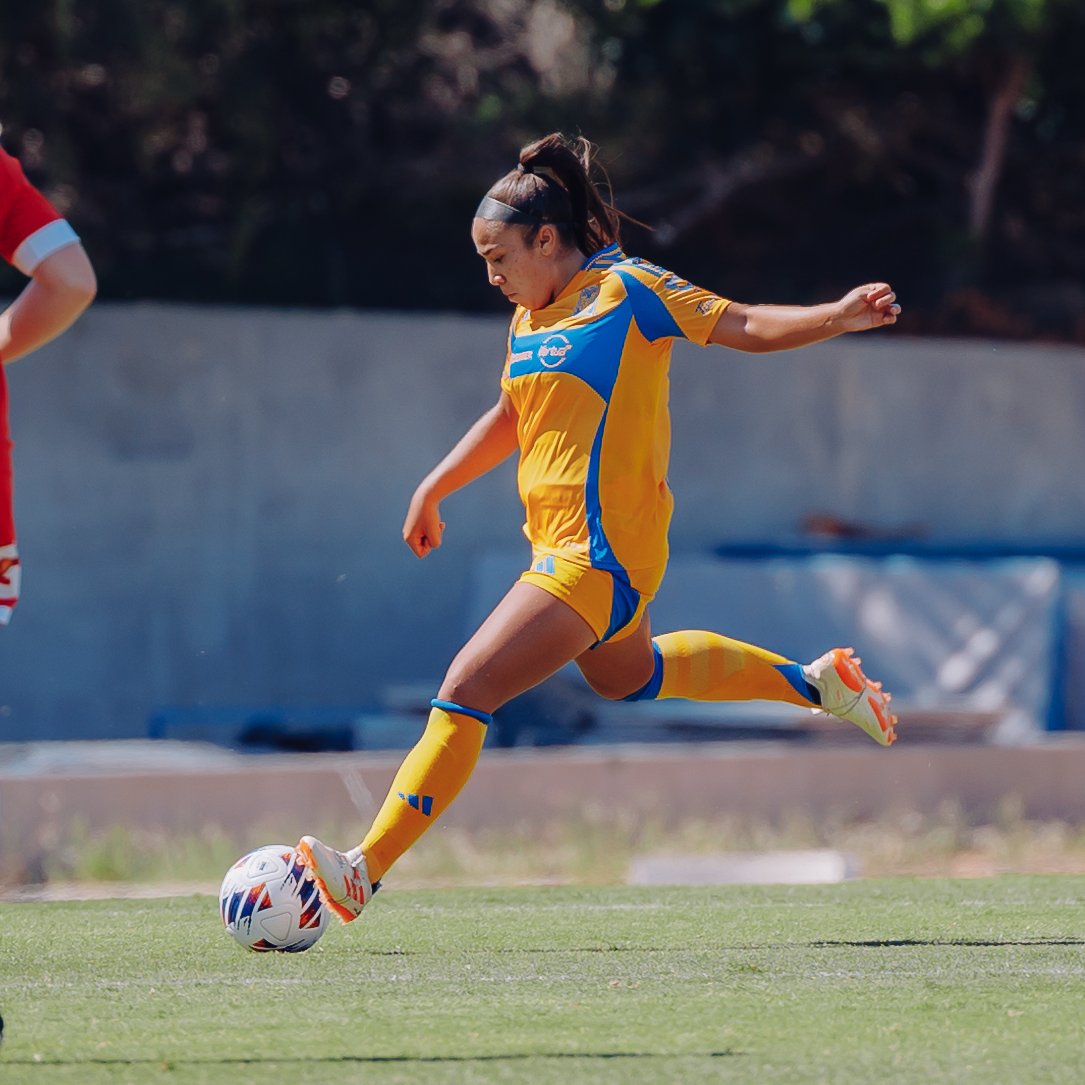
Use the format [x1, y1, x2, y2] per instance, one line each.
[2, 303, 1084, 739]
[5, 741, 1085, 884]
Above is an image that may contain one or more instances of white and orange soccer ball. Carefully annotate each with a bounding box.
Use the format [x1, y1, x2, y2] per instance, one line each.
[219, 844, 328, 952]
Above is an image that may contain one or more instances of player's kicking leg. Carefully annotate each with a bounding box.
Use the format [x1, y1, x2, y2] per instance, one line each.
[587, 619, 897, 747]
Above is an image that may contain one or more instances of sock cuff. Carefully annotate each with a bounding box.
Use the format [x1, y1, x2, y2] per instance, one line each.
[774, 662, 821, 705]
[622, 641, 665, 702]
[430, 699, 493, 726]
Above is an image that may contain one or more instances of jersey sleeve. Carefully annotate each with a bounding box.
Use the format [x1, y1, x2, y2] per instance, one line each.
[0, 145, 80, 275]
[615, 258, 730, 346]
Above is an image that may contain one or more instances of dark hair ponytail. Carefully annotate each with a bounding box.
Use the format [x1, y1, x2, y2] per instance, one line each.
[484, 133, 629, 256]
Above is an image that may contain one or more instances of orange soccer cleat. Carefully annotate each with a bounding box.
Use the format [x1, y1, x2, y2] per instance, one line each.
[296, 835, 376, 923]
[804, 647, 897, 746]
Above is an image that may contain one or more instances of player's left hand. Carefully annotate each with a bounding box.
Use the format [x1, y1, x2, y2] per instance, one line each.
[836, 283, 901, 331]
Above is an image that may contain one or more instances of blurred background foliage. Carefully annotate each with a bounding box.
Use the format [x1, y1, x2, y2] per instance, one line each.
[1, 0, 1082, 339]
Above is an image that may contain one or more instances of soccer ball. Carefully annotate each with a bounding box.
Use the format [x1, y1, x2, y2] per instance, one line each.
[219, 844, 328, 952]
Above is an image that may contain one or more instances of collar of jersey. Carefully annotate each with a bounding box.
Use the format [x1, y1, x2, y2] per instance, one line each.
[550, 243, 626, 306]
[580, 243, 624, 270]
[518, 244, 627, 320]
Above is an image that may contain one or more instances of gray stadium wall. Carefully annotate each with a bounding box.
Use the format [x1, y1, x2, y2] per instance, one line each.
[2, 302, 1084, 740]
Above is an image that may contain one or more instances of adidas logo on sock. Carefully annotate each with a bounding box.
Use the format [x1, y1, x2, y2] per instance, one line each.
[397, 791, 434, 816]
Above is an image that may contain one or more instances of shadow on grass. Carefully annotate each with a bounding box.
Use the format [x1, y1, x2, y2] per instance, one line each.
[809, 939, 1085, 947]
[2, 1051, 740, 1067]
[428, 938, 1085, 956]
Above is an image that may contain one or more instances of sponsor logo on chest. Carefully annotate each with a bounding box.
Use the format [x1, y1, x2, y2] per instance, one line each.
[537, 333, 574, 368]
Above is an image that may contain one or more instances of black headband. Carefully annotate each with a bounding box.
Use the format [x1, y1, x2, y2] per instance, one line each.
[474, 194, 570, 227]
[474, 195, 541, 226]
[474, 158, 573, 225]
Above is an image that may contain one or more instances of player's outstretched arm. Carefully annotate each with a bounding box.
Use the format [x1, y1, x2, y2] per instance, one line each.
[708, 282, 900, 354]
[0, 242, 97, 364]
[403, 392, 519, 558]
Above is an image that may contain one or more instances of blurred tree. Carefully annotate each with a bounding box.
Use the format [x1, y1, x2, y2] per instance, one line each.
[790, 0, 1050, 240]
[0, 0, 1081, 339]
[784, 0, 1084, 334]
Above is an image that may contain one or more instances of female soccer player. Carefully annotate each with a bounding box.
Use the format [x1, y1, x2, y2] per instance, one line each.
[0, 140, 97, 622]
[299, 133, 901, 921]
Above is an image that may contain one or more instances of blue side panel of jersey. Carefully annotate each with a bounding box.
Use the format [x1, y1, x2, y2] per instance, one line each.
[584, 404, 617, 572]
[612, 268, 685, 342]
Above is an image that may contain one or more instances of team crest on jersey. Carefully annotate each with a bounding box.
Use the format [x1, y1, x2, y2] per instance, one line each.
[697, 297, 720, 315]
[573, 285, 600, 317]
[538, 333, 573, 368]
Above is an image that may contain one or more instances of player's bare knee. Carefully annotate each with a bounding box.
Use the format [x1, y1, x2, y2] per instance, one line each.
[579, 671, 645, 702]
[436, 668, 493, 715]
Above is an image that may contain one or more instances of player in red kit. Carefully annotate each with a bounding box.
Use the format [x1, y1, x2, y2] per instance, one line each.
[0, 140, 97, 622]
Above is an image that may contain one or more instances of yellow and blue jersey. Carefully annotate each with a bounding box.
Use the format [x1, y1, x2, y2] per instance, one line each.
[500, 243, 730, 602]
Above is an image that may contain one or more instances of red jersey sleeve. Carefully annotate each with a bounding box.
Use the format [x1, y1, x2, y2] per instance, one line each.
[0, 145, 79, 274]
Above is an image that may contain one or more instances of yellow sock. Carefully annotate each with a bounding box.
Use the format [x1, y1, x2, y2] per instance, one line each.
[636, 630, 817, 706]
[361, 703, 487, 883]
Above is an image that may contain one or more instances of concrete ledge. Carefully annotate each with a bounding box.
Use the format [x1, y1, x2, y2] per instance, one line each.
[3, 740, 1085, 875]
[628, 849, 856, 886]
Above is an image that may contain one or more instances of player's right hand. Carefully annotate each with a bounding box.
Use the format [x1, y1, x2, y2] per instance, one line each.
[403, 490, 445, 558]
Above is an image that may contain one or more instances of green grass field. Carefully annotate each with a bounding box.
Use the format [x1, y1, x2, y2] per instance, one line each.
[2, 877, 1084, 1084]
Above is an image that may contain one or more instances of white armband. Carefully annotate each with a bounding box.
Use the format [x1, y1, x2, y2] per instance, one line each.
[11, 219, 81, 275]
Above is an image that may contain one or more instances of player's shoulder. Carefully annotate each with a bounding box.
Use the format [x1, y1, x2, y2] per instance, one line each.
[608, 254, 691, 292]
[0, 143, 48, 215]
